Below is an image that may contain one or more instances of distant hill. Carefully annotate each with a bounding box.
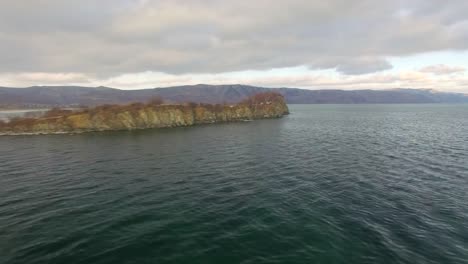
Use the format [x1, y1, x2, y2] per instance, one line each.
[0, 84, 467, 108]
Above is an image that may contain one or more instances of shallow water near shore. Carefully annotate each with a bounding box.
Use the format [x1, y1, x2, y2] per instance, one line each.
[0, 109, 50, 122]
[1, 104, 468, 264]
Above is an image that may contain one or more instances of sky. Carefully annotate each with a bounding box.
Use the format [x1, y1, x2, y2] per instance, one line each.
[1, 0, 468, 93]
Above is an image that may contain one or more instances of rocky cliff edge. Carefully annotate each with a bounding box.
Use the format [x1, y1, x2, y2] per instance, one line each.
[0, 92, 289, 135]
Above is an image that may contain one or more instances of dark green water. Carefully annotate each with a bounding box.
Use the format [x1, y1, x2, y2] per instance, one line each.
[1, 104, 468, 264]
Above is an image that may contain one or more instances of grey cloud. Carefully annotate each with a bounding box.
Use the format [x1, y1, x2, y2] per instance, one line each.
[309, 57, 393, 75]
[336, 60, 392, 75]
[0, 0, 468, 75]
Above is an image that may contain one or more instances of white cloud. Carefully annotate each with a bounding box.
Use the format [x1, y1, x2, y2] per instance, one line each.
[0, 72, 91, 87]
[420, 64, 465, 75]
[2, 65, 467, 93]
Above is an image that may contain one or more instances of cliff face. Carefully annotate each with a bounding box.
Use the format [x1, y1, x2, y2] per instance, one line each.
[0, 93, 289, 135]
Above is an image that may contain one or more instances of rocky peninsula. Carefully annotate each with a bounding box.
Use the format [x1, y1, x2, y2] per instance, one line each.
[0, 92, 289, 135]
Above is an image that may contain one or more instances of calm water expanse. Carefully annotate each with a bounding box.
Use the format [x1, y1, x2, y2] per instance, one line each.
[0, 109, 50, 122]
[1, 104, 467, 264]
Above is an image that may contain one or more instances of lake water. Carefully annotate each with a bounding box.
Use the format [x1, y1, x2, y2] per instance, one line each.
[0, 109, 49, 122]
[1, 104, 467, 264]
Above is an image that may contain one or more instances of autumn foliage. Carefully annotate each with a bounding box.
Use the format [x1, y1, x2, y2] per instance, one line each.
[1, 117, 37, 129]
[148, 96, 164, 106]
[43, 108, 74, 118]
[241, 92, 285, 106]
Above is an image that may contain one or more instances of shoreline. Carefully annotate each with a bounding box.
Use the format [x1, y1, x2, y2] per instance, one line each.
[0, 93, 289, 136]
[0, 115, 287, 136]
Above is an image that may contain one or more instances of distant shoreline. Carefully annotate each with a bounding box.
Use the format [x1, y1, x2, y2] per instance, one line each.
[1, 84, 467, 106]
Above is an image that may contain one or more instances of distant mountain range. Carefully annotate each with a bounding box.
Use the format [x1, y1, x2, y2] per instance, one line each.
[0, 84, 467, 108]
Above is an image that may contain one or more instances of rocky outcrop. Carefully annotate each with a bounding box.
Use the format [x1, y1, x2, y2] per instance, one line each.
[0, 92, 289, 135]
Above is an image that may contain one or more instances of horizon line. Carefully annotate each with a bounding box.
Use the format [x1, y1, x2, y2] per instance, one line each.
[1, 84, 461, 94]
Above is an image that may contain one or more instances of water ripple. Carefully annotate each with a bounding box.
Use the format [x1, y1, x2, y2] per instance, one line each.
[1, 104, 467, 264]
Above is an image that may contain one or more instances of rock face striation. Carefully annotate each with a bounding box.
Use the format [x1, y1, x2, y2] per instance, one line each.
[0, 92, 289, 135]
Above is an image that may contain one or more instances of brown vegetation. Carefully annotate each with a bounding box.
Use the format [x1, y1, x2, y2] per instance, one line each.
[1, 116, 37, 130]
[44, 108, 74, 118]
[241, 92, 285, 106]
[148, 96, 164, 105]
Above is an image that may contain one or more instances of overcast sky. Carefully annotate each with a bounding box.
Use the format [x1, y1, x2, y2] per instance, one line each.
[1, 0, 468, 92]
